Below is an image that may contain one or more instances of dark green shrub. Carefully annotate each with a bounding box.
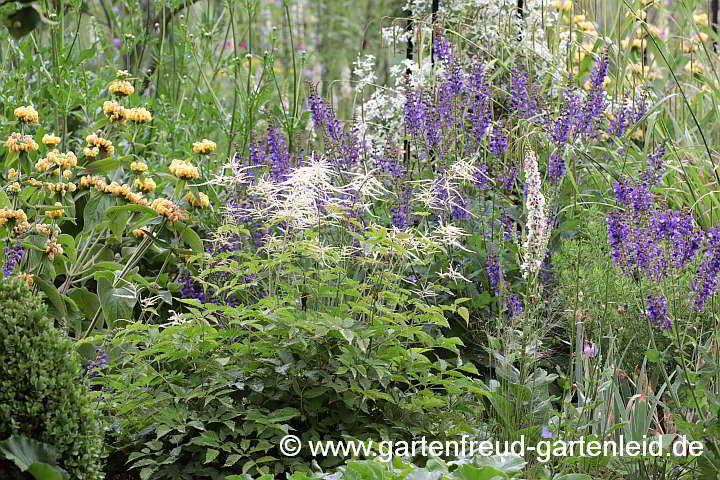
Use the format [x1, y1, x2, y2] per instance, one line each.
[0, 278, 104, 480]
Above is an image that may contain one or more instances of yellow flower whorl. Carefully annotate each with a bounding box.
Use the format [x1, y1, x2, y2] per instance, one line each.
[4, 133, 39, 153]
[192, 139, 217, 154]
[169, 159, 200, 180]
[14, 105, 39, 123]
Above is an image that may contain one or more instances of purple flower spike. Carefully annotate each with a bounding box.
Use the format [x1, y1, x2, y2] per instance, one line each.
[486, 254, 503, 295]
[577, 52, 609, 135]
[510, 67, 537, 119]
[433, 35, 453, 63]
[507, 295, 524, 318]
[646, 295, 672, 329]
[548, 149, 566, 181]
[489, 124, 508, 156]
[3, 245, 24, 278]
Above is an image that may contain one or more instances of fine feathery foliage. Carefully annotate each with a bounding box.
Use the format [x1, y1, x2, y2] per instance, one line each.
[0, 278, 104, 480]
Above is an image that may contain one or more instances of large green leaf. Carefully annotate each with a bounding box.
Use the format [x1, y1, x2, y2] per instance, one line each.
[83, 191, 117, 232]
[68, 287, 100, 321]
[451, 464, 509, 480]
[108, 208, 131, 237]
[79, 155, 129, 174]
[0, 435, 67, 480]
[27, 462, 68, 480]
[170, 221, 204, 253]
[33, 276, 68, 320]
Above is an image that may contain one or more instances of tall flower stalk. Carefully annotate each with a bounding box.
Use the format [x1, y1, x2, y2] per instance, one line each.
[520, 150, 551, 279]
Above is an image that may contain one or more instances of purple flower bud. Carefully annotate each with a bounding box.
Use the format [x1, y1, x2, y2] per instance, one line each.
[582, 342, 599, 358]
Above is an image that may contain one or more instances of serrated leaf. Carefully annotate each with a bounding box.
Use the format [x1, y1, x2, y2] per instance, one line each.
[224, 454, 242, 468]
[139, 467, 155, 480]
[457, 306, 469, 325]
[205, 448, 220, 464]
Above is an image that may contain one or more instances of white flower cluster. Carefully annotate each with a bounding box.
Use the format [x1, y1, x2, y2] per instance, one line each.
[381, 25, 413, 46]
[352, 54, 378, 91]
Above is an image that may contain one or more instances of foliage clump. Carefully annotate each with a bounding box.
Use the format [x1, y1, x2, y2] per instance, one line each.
[0, 278, 104, 479]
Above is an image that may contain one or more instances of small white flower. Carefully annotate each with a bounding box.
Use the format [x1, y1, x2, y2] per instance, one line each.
[352, 54, 377, 91]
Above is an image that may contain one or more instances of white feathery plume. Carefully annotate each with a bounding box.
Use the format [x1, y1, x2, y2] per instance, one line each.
[447, 159, 480, 184]
[248, 157, 342, 229]
[437, 263, 472, 283]
[432, 222, 474, 253]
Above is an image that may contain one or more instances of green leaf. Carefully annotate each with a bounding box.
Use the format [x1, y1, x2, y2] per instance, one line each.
[67, 288, 100, 321]
[106, 204, 159, 218]
[0, 435, 59, 471]
[0, 189, 10, 208]
[645, 349, 663, 363]
[171, 222, 204, 253]
[457, 306, 470, 325]
[79, 156, 129, 174]
[139, 467, 155, 480]
[155, 425, 173, 440]
[224, 454, 242, 468]
[96, 273, 136, 329]
[33, 276, 68, 320]
[83, 191, 117, 232]
[5, 152, 20, 172]
[452, 464, 508, 480]
[205, 448, 220, 464]
[109, 208, 131, 237]
[56, 234, 77, 263]
[265, 407, 300, 423]
[27, 462, 68, 480]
